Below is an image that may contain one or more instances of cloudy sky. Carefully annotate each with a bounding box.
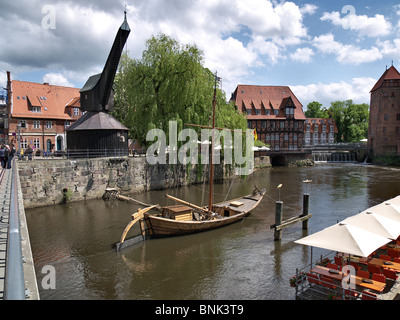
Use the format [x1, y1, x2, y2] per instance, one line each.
[1, 0, 400, 108]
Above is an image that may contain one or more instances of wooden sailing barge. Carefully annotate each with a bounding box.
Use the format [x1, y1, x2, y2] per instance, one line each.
[112, 73, 265, 251]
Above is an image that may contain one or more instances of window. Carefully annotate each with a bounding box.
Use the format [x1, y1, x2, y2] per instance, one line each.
[19, 120, 27, 128]
[246, 109, 251, 115]
[33, 120, 40, 129]
[65, 120, 71, 128]
[274, 109, 279, 115]
[73, 107, 80, 116]
[20, 138, 28, 149]
[33, 138, 40, 149]
[280, 121, 285, 129]
[261, 121, 266, 129]
[265, 109, 271, 115]
[46, 121, 52, 129]
[255, 109, 261, 115]
[384, 114, 389, 121]
[397, 114, 400, 121]
[32, 106, 41, 113]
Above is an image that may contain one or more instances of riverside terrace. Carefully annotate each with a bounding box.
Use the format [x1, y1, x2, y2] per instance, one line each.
[292, 195, 400, 300]
[293, 246, 400, 300]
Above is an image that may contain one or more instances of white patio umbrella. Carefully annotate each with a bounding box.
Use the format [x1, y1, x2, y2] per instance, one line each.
[362, 201, 400, 223]
[342, 211, 400, 240]
[295, 222, 391, 258]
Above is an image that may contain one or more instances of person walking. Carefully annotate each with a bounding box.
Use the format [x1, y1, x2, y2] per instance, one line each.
[7, 144, 15, 169]
[3, 145, 9, 169]
[0, 145, 4, 168]
[27, 145, 33, 161]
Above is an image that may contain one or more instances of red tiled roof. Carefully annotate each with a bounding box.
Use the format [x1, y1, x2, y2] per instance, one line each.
[370, 66, 400, 92]
[11, 80, 80, 120]
[231, 85, 306, 120]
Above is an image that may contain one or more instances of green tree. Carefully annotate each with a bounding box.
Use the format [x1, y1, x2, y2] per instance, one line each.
[327, 100, 369, 142]
[113, 34, 247, 147]
[305, 101, 328, 118]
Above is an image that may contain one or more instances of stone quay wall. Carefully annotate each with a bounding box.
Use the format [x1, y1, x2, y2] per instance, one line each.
[17, 156, 231, 209]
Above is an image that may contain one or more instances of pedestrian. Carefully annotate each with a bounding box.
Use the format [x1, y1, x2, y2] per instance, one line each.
[27, 145, 33, 161]
[7, 144, 15, 169]
[0, 144, 4, 168]
[3, 145, 9, 169]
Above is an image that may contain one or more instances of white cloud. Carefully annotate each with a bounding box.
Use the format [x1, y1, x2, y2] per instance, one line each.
[291, 77, 376, 108]
[300, 4, 318, 16]
[320, 11, 392, 37]
[377, 38, 400, 61]
[290, 47, 314, 63]
[313, 33, 382, 65]
[42, 73, 74, 87]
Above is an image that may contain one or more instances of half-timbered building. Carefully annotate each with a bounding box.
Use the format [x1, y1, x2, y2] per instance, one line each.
[230, 85, 307, 151]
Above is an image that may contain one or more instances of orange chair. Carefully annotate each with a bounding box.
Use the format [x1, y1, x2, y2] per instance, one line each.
[334, 256, 343, 266]
[320, 276, 337, 290]
[356, 270, 370, 279]
[388, 249, 400, 259]
[372, 273, 386, 283]
[368, 264, 381, 275]
[344, 289, 359, 299]
[362, 290, 378, 300]
[327, 263, 339, 270]
[350, 261, 361, 271]
[383, 268, 398, 281]
[380, 254, 391, 261]
[306, 273, 321, 286]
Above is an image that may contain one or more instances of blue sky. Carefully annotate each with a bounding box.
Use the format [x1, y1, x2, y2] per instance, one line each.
[1, 0, 400, 109]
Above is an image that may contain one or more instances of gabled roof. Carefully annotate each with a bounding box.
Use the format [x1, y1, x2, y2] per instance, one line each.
[370, 65, 400, 92]
[11, 80, 80, 120]
[231, 85, 306, 120]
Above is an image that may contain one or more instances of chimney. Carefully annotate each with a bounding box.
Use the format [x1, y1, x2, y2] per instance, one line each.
[43, 82, 49, 85]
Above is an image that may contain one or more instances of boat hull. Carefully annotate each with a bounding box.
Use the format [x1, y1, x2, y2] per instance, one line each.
[144, 189, 265, 237]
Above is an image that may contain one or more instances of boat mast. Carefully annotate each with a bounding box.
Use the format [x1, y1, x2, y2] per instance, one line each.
[208, 72, 218, 213]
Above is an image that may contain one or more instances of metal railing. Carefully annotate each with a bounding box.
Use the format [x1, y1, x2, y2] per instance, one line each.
[17, 148, 131, 160]
[293, 251, 372, 301]
[4, 161, 25, 300]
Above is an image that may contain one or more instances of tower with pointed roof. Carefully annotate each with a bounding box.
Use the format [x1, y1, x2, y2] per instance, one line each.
[369, 65, 400, 156]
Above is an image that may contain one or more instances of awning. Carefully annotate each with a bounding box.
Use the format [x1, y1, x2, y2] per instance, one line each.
[342, 211, 400, 240]
[295, 222, 391, 257]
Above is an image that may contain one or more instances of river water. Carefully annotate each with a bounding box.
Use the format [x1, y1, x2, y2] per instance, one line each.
[25, 163, 400, 300]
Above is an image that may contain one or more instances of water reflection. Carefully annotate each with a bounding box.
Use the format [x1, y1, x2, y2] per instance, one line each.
[26, 163, 400, 300]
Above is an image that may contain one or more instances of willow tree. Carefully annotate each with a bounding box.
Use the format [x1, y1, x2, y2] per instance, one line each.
[113, 34, 247, 147]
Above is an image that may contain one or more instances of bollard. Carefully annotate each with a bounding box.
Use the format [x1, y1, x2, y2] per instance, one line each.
[274, 201, 283, 241]
[302, 193, 309, 230]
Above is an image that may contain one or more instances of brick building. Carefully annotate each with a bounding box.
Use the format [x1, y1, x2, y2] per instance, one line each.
[304, 118, 338, 146]
[368, 65, 400, 156]
[6, 72, 82, 153]
[230, 85, 306, 151]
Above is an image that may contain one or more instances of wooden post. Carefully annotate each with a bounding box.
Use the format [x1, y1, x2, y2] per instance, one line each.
[302, 193, 309, 230]
[274, 201, 283, 241]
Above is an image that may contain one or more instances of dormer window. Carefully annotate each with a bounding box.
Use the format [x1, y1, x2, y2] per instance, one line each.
[285, 107, 294, 117]
[32, 106, 41, 113]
